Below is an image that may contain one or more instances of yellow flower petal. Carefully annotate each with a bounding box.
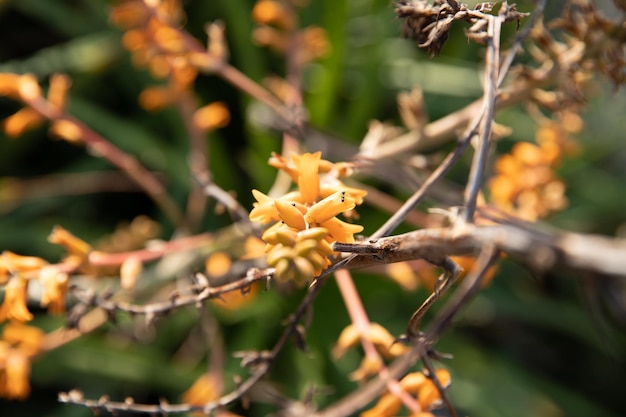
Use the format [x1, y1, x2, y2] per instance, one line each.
[320, 217, 363, 243]
[1, 251, 48, 272]
[360, 392, 402, 417]
[48, 74, 71, 111]
[274, 199, 306, 230]
[181, 373, 219, 406]
[249, 189, 280, 224]
[305, 191, 356, 225]
[296, 152, 321, 204]
[332, 324, 360, 359]
[2, 323, 44, 356]
[193, 102, 230, 131]
[400, 372, 427, 392]
[2, 350, 31, 400]
[39, 266, 69, 314]
[48, 226, 91, 258]
[418, 368, 451, 409]
[120, 256, 143, 290]
[2, 108, 44, 139]
[268, 152, 298, 181]
[0, 277, 33, 323]
[321, 183, 368, 205]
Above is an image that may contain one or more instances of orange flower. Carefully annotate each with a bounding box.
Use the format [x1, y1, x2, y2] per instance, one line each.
[49, 119, 83, 143]
[0, 277, 33, 323]
[181, 373, 220, 406]
[268, 152, 300, 181]
[2, 108, 45, 139]
[320, 183, 367, 205]
[295, 151, 321, 204]
[2, 323, 44, 356]
[361, 369, 451, 417]
[39, 266, 69, 314]
[193, 102, 230, 131]
[47, 74, 71, 111]
[48, 226, 91, 260]
[252, 0, 294, 30]
[274, 199, 307, 230]
[249, 189, 281, 224]
[17, 74, 42, 102]
[416, 369, 451, 409]
[120, 256, 143, 290]
[109, 0, 150, 28]
[305, 190, 356, 225]
[205, 251, 232, 277]
[1, 251, 47, 273]
[241, 236, 267, 260]
[359, 392, 402, 417]
[252, 152, 366, 284]
[0, 73, 22, 99]
[319, 217, 363, 243]
[0, 349, 31, 400]
[349, 356, 382, 382]
[333, 323, 408, 360]
[298, 26, 331, 64]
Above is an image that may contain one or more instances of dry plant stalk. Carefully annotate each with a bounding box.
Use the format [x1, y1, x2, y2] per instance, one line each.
[0, 0, 625, 416]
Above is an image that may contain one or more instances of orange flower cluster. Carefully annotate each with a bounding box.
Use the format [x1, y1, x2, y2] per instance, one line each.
[251, 0, 330, 65]
[205, 237, 265, 311]
[0, 226, 93, 324]
[0, 324, 44, 400]
[333, 323, 409, 381]
[488, 116, 579, 221]
[0, 73, 77, 142]
[111, 0, 230, 130]
[250, 152, 366, 285]
[361, 369, 451, 417]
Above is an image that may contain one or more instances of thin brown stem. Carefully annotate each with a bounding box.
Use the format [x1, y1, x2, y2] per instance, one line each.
[335, 269, 421, 414]
[463, 15, 501, 223]
[24, 96, 187, 229]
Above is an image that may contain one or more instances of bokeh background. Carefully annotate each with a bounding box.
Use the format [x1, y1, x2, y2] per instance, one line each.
[1, 0, 626, 416]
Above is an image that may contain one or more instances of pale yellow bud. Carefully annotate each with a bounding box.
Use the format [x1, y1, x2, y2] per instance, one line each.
[266, 245, 295, 267]
[274, 199, 306, 230]
[49, 119, 82, 143]
[332, 324, 360, 359]
[305, 191, 356, 225]
[17, 74, 41, 102]
[120, 256, 142, 289]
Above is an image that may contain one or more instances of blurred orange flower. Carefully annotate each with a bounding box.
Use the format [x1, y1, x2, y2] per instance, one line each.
[0, 277, 33, 323]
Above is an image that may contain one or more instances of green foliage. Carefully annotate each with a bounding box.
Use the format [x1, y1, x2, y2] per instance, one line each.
[0, 1, 625, 416]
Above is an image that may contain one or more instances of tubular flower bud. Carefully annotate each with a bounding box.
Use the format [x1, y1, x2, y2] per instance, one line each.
[360, 392, 402, 417]
[261, 222, 289, 246]
[320, 217, 363, 243]
[1, 251, 47, 273]
[275, 226, 299, 246]
[274, 199, 306, 230]
[305, 191, 356, 225]
[0, 277, 33, 323]
[266, 245, 296, 266]
[417, 369, 451, 409]
[249, 189, 281, 224]
[332, 324, 360, 359]
[39, 266, 69, 314]
[295, 151, 321, 204]
[48, 226, 91, 259]
[320, 183, 368, 205]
